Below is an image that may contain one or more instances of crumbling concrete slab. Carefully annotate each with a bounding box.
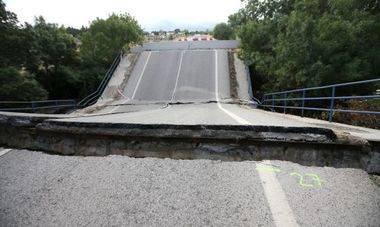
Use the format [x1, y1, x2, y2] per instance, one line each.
[0, 107, 379, 173]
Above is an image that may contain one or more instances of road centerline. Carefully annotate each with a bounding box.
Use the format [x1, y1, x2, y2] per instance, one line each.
[214, 49, 298, 227]
[170, 50, 185, 102]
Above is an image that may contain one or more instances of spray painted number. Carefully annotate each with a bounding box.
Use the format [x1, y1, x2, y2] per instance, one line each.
[256, 165, 325, 188]
[290, 172, 324, 188]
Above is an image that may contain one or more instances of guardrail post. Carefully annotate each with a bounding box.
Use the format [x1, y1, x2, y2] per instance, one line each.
[301, 90, 306, 117]
[283, 93, 287, 114]
[272, 94, 275, 112]
[328, 86, 336, 122]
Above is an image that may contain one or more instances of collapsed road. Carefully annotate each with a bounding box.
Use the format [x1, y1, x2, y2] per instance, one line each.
[1, 40, 378, 172]
[0, 40, 379, 226]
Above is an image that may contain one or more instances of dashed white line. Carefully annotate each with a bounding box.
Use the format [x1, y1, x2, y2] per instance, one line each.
[170, 50, 185, 102]
[132, 51, 152, 99]
[0, 149, 12, 157]
[214, 49, 298, 227]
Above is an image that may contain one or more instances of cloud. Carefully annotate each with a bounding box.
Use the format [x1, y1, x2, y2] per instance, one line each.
[4, 0, 242, 30]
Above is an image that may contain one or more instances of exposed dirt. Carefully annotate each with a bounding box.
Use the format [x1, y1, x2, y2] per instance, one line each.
[228, 51, 239, 101]
[115, 52, 140, 100]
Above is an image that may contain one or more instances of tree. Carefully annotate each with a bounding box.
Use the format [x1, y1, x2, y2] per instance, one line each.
[0, 67, 47, 101]
[235, 0, 379, 95]
[183, 29, 190, 36]
[0, 0, 35, 67]
[213, 23, 235, 40]
[0, 1, 48, 101]
[27, 16, 81, 99]
[80, 13, 143, 67]
[66, 26, 88, 38]
[0, 2, 145, 102]
[77, 14, 144, 99]
[29, 17, 78, 70]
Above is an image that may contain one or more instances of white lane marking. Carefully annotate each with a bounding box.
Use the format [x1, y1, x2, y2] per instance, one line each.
[170, 50, 185, 102]
[132, 51, 152, 99]
[214, 49, 298, 227]
[0, 149, 12, 157]
[214, 50, 250, 124]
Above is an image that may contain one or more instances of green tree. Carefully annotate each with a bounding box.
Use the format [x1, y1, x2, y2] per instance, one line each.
[235, 0, 379, 95]
[0, 1, 48, 101]
[0, 67, 47, 101]
[183, 29, 190, 36]
[27, 16, 81, 99]
[76, 14, 144, 99]
[213, 23, 235, 40]
[0, 1, 145, 102]
[80, 13, 143, 67]
[0, 0, 35, 67]
[66, 26, 88, 38]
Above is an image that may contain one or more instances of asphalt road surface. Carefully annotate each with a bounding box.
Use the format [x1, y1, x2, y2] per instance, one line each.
[125, 51, 182, 101]
[0, 149, 379, 226]
[123, 50, 230, 103]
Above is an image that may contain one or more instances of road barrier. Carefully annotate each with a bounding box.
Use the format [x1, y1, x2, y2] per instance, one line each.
[77, 51, 123, 107]
[261, 78, 380, 122]
[0, 100, 76, 113]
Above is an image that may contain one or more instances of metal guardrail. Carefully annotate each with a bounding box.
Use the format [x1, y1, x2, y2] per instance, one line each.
[0, 52, 123, 113]
[77, 51, 123, 107]
[261, 78, 380, 122]
[0, 100, 77, 112]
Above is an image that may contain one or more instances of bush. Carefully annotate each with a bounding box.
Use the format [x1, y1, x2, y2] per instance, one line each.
[330, 100, 380, 129]
[0, 67, 48, 101]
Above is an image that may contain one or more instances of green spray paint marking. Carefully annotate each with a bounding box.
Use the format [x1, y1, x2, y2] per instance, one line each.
[256, 165, 325, 188]
[256, 166, 282, 173]
[290, 172, 324, 188]
[305, 173, 324, 187]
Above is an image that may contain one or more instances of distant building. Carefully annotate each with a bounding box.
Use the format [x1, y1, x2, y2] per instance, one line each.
[183, 34, 214, 41]
[145, 31, 214, 42]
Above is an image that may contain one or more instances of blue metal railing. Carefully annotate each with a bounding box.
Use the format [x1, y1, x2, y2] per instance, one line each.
[260, 78, 380, 122]
[0, 100, 77, 112]
[0, 51, 123, 113]
[77, 51, 123, 107]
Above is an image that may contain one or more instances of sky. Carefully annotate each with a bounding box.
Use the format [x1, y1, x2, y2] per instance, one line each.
[4, 0, 243, 31]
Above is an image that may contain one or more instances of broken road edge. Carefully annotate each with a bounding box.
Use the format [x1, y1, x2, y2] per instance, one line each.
[0, 112, 379, 174]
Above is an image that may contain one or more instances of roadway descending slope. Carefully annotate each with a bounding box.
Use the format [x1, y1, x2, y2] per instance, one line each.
[70, 41, 379, 145]
[122, 49, 231, 103]
[123, 51, 182, 102]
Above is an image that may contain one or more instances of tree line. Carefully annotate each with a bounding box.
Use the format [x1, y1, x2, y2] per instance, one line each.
[0, 0, 143, 101]
[214, 0, 379, 98]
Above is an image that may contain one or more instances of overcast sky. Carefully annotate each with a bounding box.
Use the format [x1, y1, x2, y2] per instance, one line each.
[4, 0, 243, 31]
